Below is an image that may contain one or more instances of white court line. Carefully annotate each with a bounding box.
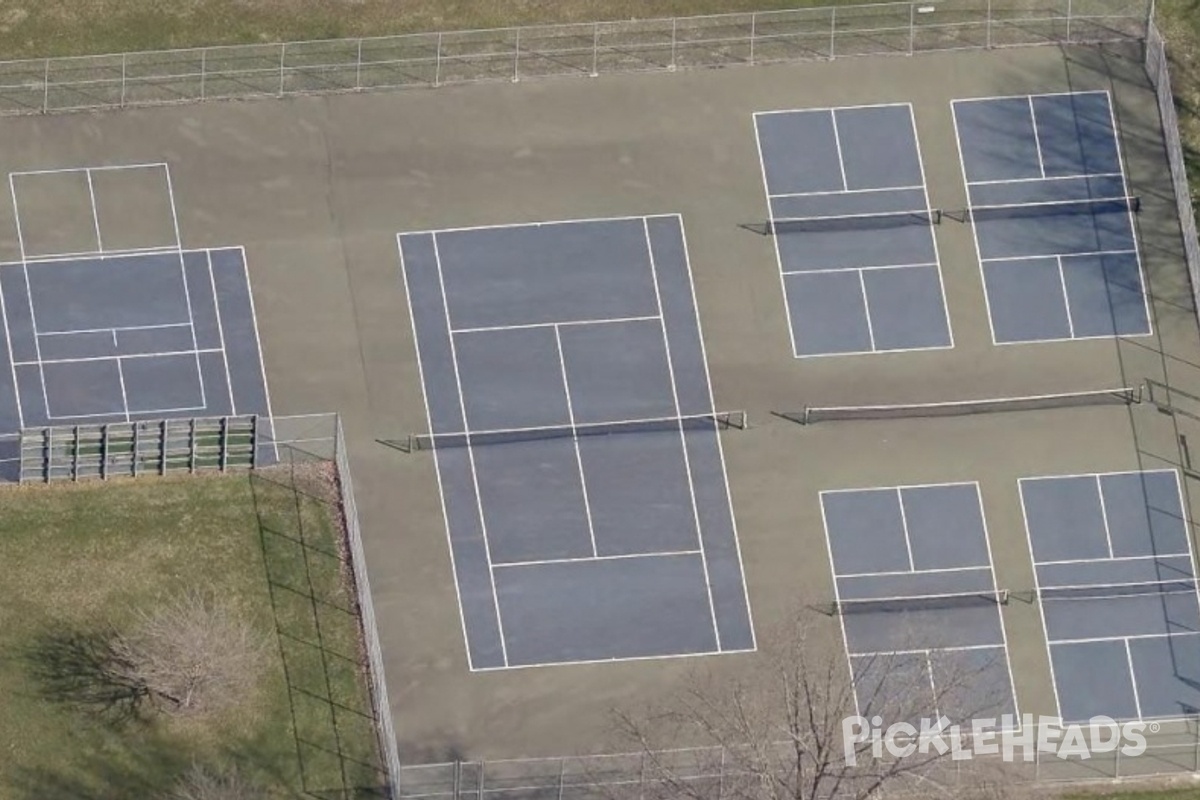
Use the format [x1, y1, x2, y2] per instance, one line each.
[829, 109, 850, 192]
[924, 652, 941, 720]
[10, 162, 170, 178]
[232, 246, 280, 462]
[451, 314, 660, 336]
[18, 245, 181, 264]
[981, 248, 1138, 264]
[1036, 552, 1195, 567]
[36, 322, 192, 337]
[781, 260, 940, 276]
[675, 216, 757, 652]
[1047, 629, 1200, 646]
[1055, 256, 1077, 339]
[1028, 96, 1048, 179]
[469, 643, 755, 674]
[975, 481, 1022, 722]
[14, 348, 223, 366]
[552, 323, 599, 559]
[161, 164, 206, 411]
[493, 549, 703, 569]
[1102, 89, 1156, 340]
[115, 358, 130, 422]
[432, 231, 510, 669]
[643, 217, 722, 651]
[950, 89, 1110, 106]
[753, 101, 914, 118]
[835, 564, 992, 580]
[1019, 476, 1064, 719]
[950, 100, 1001, 347]
[0, 264, 24, 428]
[822, 479, 985, 497]
[1020, 468, 1179, 488]
[45, 402, 208, 422]
[397, 234, 477, 672]
[752, 113, 801, 358]
[8, 173, 52, 426]
[857, 270, 878, 353]
[907, 102, 956, 351]
[85, 168, 103, 253]
[851, 642, 1009, 659]
[1096, 474, 1117, 559]
[819, 493, 862, 716]
[206, 251, 237, 414]
[967, 172, 1125, 187]
[767, 184, 925, 199]
[397, 213, 662, 239]
[896, 488, 915, 571]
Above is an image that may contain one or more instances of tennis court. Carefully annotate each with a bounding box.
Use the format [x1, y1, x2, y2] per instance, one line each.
[820, 482, 1017, 724]
[1021, 469, 1200, 722]
[752, 103, 952, 357]
[952, 90, 1152, 344]
[0, 164, 274, 466]
[398, 215, 755, 670]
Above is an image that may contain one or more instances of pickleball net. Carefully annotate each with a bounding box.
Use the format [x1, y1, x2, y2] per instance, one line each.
[824, 589, 1010, 616]
[406, 410, 748, 452]
[784, 386, 1140, 425]
[763, 209, 942, 235]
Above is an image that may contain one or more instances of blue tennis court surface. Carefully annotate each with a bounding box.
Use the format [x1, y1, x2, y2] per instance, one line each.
[0, 248, 273, 434]
[1021, 469, 1200, 722]
[820, 482, 1016, 724]
[399, 215, 755, 670]
[753, 103, 952, 357]
[952, 91, 1152, 344]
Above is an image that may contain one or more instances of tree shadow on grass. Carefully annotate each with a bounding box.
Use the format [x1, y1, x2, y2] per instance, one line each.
[22, 623, 149, 726]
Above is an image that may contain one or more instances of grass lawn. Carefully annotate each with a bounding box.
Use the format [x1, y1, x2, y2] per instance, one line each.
[0, 468, 383, 799]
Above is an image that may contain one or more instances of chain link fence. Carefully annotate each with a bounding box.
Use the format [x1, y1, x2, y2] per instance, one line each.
[0, 0, 1149, 115]
[395, 717, 1200, 798]
[1146, 17, 1200, 320]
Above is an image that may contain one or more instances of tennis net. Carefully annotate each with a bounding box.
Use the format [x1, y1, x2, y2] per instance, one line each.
[789, 386, 1140, 425]
[947, 196, 1141, 224]
[407, 410, 747, 452]
[763, 209, 941, 235]
[826, 589, 1009, 616]
[1039, 580, 1198, 602]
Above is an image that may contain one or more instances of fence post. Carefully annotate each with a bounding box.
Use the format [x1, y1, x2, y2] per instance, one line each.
[42, 58, 49, 113]
[356, 38, 363, 90]
[986, 0, 993, 48]
[513, 27, 521, 82]
[670, 18, 678, 70]
[909, 2, 916, 55]
[749, 12, 757, 65]
[278, 42, 287, 96]
[120, 53, 128, 107]
[200, 49, 207, 100]
[591, 22, 600, 76]
[100, 423, 109, 480]
[478, 760, 485, 800]
[557, 758, 566, 800]
[830, 8, 837, 58]
[435, 31, 443, 86]
[1066, 0, 1073, 43]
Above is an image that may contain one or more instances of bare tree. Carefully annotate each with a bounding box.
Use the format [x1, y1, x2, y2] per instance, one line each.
[167, 763, 261, 800]
[611, 612, 1030, 800]
[110, 590, 269, 717]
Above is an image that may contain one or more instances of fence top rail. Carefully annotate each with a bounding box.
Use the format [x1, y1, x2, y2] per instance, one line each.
[0, 0, 1148, 72]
